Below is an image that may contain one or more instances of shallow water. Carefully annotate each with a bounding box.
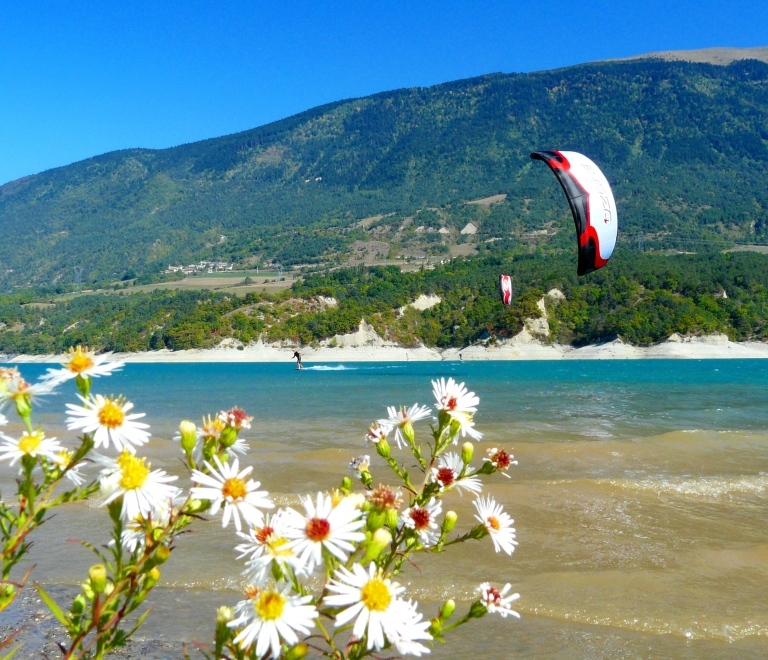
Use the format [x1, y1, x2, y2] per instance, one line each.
[3, 360, 768, 658]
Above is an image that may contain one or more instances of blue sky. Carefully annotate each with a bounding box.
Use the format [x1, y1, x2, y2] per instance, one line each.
[1, 0, 766, 185]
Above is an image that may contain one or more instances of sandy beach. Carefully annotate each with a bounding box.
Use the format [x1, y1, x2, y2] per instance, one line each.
[4, 331, 768, 364]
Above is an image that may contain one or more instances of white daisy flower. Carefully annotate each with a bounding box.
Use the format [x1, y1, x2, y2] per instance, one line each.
[0, 430, 64, 466]
[378, 403, 432, 449]
[0, 368, 57, 412]
[484, 447, 517, 478]
[430, 452, 482, 495]
[477, 582, 521, 618]
[326, 562, 414, 651]
[431, 377, 482, 441]
[283, 492, 365, 570]
[51, 449, 85, 485]
[42, 346, 124, 385]
[65, 394, 150, 453]
[473, 496, 517, 555]
[365, 421, 392, 445]
[218, 407, 253, 430]
[190, 457, 273, 532]
[387, 599, 433, 656]
[349, 455, 370, 474]
[117, 509, 171, 553]
[401, 497, 442, 547]
[228, 584, 317, 658]
[236, 512, 307, 585]
[99, 451, 180, 521]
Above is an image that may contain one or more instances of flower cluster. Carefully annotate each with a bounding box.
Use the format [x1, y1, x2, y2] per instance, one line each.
[213, 376, 520, 658]
[1, 350, 520, 660]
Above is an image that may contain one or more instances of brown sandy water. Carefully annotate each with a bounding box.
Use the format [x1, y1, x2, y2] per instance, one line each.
[2, 361, 768, 658]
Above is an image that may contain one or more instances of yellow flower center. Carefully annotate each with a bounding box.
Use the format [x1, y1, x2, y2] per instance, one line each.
[66, 347, 95, 374]
[98, 399, 125, 429]
[55, 450, 73, 468]
[117, 452, 150, 490]
[202, 415, 225, 440]
[268, 538, 293, 558]
[18, 433, 42, 455]
[487, 516, 500, 531]
[361, 578, 391, 612]
[222, 477, 247, 500]
[255, 591, 286, 621]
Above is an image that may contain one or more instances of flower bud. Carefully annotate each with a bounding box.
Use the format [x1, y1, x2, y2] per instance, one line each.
[89, 564, 108, 593]
[285, 643, 309, 660]
[341, 476, 353, 493]
[437, 409, 451, 430]
[363, 528, 392, 563]
[401, 421, 415, 445]
[14, 395, 32, 420]
[461, 442, 474, 464]
[216, 605, 234, 625]
[145, 544, 171, 571]
[375, 437, 391, 459]
[440, 599, 456, 620]
[71, 594, 86, 615]
[386, 508, 399, 530]
[367, 509, 386, 532]
[220, 426, 238, 448]
[449, 419, 462, 439]
[179, 420, 197, 454]
[152, 527, 165, 543]
[81, 580, 95, 600]
[155, 545, 171, 565]
[145, 567, 161, 589]
[428, 617, 442, 636]
[185, 499, 206, 514]
[443, 511, 457, 534]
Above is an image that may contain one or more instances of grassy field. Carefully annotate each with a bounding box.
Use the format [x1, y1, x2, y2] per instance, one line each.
[51, 270, 301, 301]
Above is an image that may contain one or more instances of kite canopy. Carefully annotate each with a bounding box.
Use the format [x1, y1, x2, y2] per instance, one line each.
[499, 274, 513, 305]
[531, 151, 618, 276]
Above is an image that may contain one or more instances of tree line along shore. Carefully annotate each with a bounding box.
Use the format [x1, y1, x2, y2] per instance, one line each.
[2, 250, 768, 356]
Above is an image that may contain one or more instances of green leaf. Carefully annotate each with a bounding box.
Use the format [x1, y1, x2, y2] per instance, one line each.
[124, 607, 154, 642]
[34, 583, 72, 632]
[1, 644, 22, 660]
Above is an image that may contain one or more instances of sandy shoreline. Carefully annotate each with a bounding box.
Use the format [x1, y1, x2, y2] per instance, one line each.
[4, 333, 768, 364]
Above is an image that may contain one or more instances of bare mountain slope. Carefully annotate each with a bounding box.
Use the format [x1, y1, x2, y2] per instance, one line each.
[617, 46, 768, 66]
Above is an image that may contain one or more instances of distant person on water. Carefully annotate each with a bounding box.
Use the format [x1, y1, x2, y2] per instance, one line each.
[292, 350, 304, 369]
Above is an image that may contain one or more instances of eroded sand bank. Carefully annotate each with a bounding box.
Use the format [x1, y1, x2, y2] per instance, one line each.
[4, 332, 768, 364]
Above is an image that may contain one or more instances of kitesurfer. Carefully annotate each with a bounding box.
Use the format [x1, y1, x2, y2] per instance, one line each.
[293, 350, 304, 369]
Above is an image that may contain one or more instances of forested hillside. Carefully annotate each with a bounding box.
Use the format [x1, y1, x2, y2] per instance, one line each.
[2, 250, 767, 354]
[1, 58, 768, 289]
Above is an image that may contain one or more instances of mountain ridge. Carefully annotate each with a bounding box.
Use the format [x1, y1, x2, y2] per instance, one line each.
[2, 56, 768, 289]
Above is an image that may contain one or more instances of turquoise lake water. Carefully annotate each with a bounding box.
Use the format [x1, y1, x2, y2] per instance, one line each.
[4, 359, 768, 659]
